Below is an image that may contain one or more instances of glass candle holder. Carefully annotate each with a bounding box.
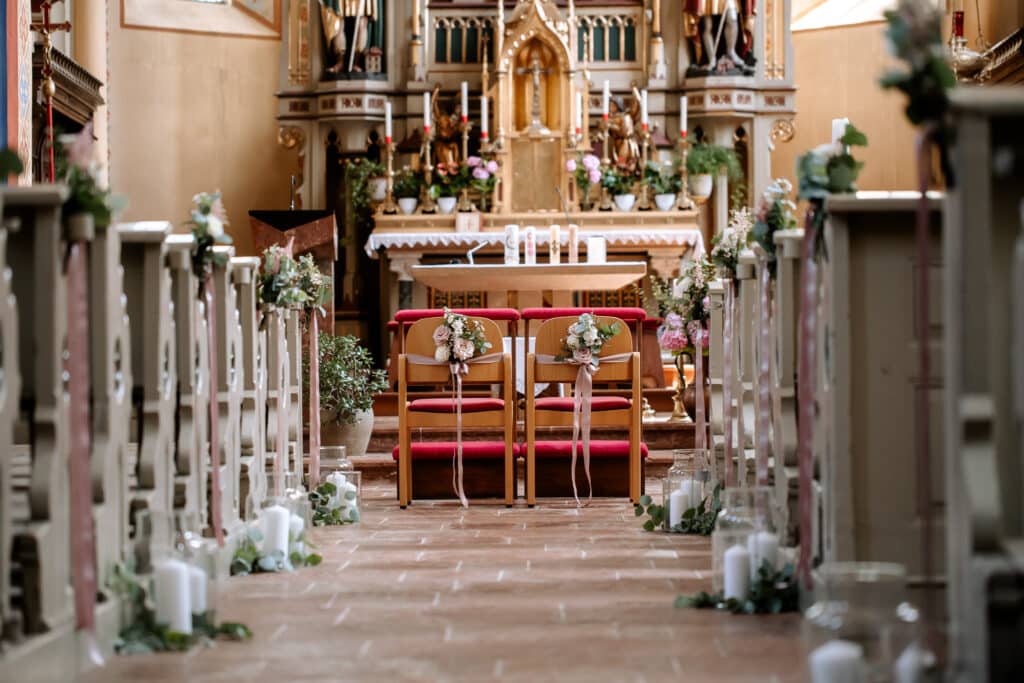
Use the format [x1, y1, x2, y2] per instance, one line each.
[284, 472, 312, 528]
[711, 486, 778, 599]
[323, 469, 362, 524]
[662, 448, 710, 531]
[259, 497, 296, 565]
[803, 562, 923, 683]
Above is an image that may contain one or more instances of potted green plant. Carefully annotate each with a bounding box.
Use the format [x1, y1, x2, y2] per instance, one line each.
[309, 333, 388, 457]
[685, 143, 741, 200]
[428, 161, 465, 215]
[601, 166, 639, 211]
[394, 168, 423, 215]
[643, 160, 684, 211]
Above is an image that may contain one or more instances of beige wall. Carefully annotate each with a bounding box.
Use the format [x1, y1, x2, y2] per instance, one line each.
[108, 12, 291, 255]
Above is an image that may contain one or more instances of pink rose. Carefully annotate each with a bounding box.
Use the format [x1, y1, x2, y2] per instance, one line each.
[432, 325, 450, 345]
[702, 296, 710, 311]
[572, 347, 593, 365]
[588, 169, 601, 184]
[453, 337, 475, 361]
[566, 159, 578, 173]
[486, 160, 499, 174]
[466, 156, 482, 168]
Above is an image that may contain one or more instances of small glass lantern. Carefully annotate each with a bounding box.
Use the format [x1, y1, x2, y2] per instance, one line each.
[662, 448, 710, 531]
[322, 469, 361, 523]
[259, 496, 300, 569]
[174, 511, 218, 632]
[803, 563, 926, 683]
[711, 486, 779, 599]
[321, 445, 360, 499]
[283, 472, 312, 528]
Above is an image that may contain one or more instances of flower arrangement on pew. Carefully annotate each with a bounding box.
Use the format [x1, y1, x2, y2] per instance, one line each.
[656, 259, 716, 356]
[56, 123, 127, 227]
[750, 178, 798, 275]
[296, 254, 332, 316]
[258, 244, 308, 309]
[711, 207, 753, 278]
[633, 484, 723, 535]
[555, 313, 621, 369]
[567, 152, 602, 209]
[186, 191, 233, 282]
[433, 308, 493, 369]
[675, 561, 800, 615]
[797, 122, 869, 241]
[108, 563, 252, 654]
[230, 519, 322, 576]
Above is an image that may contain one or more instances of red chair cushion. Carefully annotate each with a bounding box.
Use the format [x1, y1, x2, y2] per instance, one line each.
[387, 320, 400, 331]
[521, 307, 647, 321]
[534, 396, 631, 412]
[391, 441, 519, 461]
[531, 440, 649, 458]
[394, 308, 521, 323]
[409, 397, 505, 413]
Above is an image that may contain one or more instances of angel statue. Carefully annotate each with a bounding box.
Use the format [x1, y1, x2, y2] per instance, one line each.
[319, 0, 378, 75]
[605, 87, 643, 172]
[430, 83, 468, 168]
[684, 0, 756, 75]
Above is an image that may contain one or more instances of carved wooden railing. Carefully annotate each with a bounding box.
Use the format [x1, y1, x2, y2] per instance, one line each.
[772, 229, 802, 542]
[707, 278, 726, 485]
[212, 246, 243, 531]
[264, 306, 290, 494]
[231, 256, 267, 519]
[735, 249, 757, 485]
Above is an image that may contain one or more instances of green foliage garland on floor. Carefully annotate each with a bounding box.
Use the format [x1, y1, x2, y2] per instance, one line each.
[230, 526, 323, 576]
[310, 481, 360, 526]
[675, 562, 800, 615]
[633, 484, 723, 535]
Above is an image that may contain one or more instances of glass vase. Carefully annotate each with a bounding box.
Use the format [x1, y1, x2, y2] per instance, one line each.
[323, 469, 362, 524]
[661, 448, 710, 531]
[711, 486, 779, 598]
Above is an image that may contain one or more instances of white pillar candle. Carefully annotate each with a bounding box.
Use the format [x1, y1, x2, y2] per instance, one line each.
[893, 643, 931, 683]
[481, 95, 489, 139]
[575, 91, 583, 133]
[567, 224, 579, 263]
[503, 224, 519, 265]
[549, 225, 561, 264]
[188, 564, 207, 615]
[640, 89, 649, 128]
[722, 544, 751, 601]
[290, 513, 305, 554]
[460, 81, 468, 121]
[602, 81, 610, 117]
[586, 235, 606, 264]
[680, 95, 688, 137]
[831, 117, 850, 144]
[423, 91, 431, 133]
[680, 479, 701, 510]
[809, 640, 867, 683]
[668, 488, 687, 528]
[384, 100, 393, 142]
[524, 226, 537, 265]
[154, 559, 192, 633]
[262, 504, 291, 558]
[746, 530, 779, 581]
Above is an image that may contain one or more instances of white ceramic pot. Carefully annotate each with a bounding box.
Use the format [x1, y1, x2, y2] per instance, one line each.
[398, 197, 419, 215]
[369, 177, 387, 202]
[613, 193, 636, 212]
[437, 196, 457, 214]
[654, 193, 677, 211]
[689, 174, 714, 199]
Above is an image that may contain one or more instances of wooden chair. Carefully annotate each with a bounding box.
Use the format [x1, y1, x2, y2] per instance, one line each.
[524, 315, 645, 505]
[397, 315, 514, 507]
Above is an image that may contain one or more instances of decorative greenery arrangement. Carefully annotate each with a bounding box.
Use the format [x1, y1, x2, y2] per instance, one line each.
[710, 207, 753, 277]
[186, 191, 233, 280]
[0, 147, 24, 178]
[567, 153, 602, 200]
[258, 245, 307, 309]
[675, 562, 800, 615]
[601, 165, 638, 197]
[686, 143, 741, 180]
[554, 313, 621, 369]
[309, 481, 359, 526]
[394, 167, 424, 199]
[750, 178, 798, 273]
[307, 332, 388, 425]
[56, 123, 127, 228]
[797, 123, 869, 237]
[429, 160, 467, 199]
[467, 154, 500, 211]
[642, 160, 683, 196]
[230, 525, 322, 576]
[107, 563, 252, 654]
[346, 158, 385, 237]
[634, 484, 723, 535]
[655, 258, 716, 355]
[296, 253, 332, 316]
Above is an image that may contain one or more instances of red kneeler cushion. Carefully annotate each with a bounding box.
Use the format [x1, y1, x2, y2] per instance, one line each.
[530, 440, 649, 458]
[534, 396, 630, 412]
[391, 442, 519, 461]
[521, 307, 647, 321]
[394, 308, 521, 323]
[408, 397, 505, 413]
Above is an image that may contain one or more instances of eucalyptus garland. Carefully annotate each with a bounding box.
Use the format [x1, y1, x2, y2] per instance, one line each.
[230, 525, 322, 576]
[675, 561, 800, 615]
[634, 484, 723, 536]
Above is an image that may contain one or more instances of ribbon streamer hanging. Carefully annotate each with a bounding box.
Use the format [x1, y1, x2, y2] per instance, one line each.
[722, 281, 736, 487]
[796, 211, 820, 588]
[204, 275, 225, 546]
[308, 313, 321, 488]
[695, 330, 706, 453]
[275, 312, 288, 497]
[756, 262, 773, 486]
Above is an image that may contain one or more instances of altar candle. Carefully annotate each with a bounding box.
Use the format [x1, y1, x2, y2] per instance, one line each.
[831, 117, 850, 144]
[504, 224, 519, 265]
[587, 235, 606, 264]
[423, 91, 431, 133]
[154, 559, 192, 633]
[524, 226, 537, 265]
[602, 81, 610, 118]
[575, 91, 583, 134]
[384, 100, 393, 143]
[567, 224, 579, 263]
[481, 95, 489, 139]
[549, 225, 561, 264]
[460, 81, 469, 122]
[641, 89, 649, 128]
[680, 95, 688, 137]
[746, 530, 779, 581]
[722, 544, 751, 601]
[188, 564, 207, 614]
[808, 640, 867, 683]
[262, 504, 291, 558]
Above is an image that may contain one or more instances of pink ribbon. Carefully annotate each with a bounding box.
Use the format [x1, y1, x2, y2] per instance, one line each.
[756, 261, 773, 486]
[204, 274, 225, 546]
[722, 281, 736, 487]
[275, 312, 288, 497]
[66, 240, 96, 631]
[308, 313, 321, 489]
[695, 330, 706, 453]
[736, 311, 747, 485]
[796, 211, 819, 588]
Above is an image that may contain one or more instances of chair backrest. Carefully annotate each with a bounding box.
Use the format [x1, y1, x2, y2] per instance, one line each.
[402, 315, 506, 385]
[532, 315, 634, 383]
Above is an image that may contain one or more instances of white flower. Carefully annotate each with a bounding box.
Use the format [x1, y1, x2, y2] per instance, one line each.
[583, 327, 598, 344]
[453, 337, 475, 360]
[452, 319, 464, 335]
[434, 345, 451, 362]
[566, 334, 579, 349]
[207, 214, 225, 239]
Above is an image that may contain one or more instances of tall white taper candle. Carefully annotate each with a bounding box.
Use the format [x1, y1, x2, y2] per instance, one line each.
[384, 100, 393, 141]
[423, 91, 431, 132]
[481, 95, 489, 138]
[641, 89, 649, 127]
[460, 81, 469, 121]
[680, 95, 688, 136]
[602, 81, 610, 117]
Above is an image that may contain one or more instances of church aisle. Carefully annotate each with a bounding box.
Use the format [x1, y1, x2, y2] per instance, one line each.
[86, 482, 804, 682]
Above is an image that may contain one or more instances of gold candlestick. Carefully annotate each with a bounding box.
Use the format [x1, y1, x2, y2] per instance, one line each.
[638, 125, 652, 210]
[598, 116, 613, 211]
[421, 126, 438, 213]
[458, 121, 475, 212]
[677, 135, 695, 210]
[381, 139, 398, 214]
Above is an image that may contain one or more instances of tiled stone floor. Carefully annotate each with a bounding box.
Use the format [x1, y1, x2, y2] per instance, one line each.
[89, 482, 806, 682]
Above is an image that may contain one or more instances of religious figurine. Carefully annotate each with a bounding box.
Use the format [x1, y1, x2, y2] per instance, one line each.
[605, 87, 643, 172]
[320, 0, 379, 76]
[684, 0, 756, 75]
[515, 51, 551, 135]
[430, 83, 467, 168]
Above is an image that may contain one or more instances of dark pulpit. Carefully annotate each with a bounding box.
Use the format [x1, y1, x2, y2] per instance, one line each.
[249, 210, 338, 325]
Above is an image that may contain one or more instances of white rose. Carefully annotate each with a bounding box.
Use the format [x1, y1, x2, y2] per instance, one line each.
[434, 345, 451, 362]
[206, 214, 225, 239]
[566, 334, 579, 349]
[583, 327, 598, 344]
[452, 319, 464, 335]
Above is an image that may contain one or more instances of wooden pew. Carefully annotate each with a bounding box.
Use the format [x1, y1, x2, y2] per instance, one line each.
[231, 256, 267, 519]
[118, 222, 177, 568]
[772, 229, 802, 542]
[285, 307, 304, 481]
[707, 279, 726, 485]
[735, 249, 758, 484]
[264, 306, 290, 495]
[211, 246, 243, 531]
[165, 235, 211, 529]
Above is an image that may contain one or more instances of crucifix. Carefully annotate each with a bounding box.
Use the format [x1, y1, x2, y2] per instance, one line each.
[515, 56, 550, 134]
[31, 1, 73, 182]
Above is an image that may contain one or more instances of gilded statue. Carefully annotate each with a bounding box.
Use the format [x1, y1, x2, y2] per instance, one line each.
[684, 0, 756, 75]
[430, 83, 468, 168]
[320, 0, 378, 75]
[605, 87, 643, 172]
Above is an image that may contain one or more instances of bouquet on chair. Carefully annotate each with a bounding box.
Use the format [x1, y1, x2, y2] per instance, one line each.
[556, 313, 621, 369]
[432, 308, 492, 372]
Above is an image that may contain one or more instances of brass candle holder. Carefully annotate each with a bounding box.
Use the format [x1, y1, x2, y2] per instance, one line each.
[598, 115, 613, 211]
[420, 126, 438, 214]
[638, 125, 652, 211]
[458, 120, 475, 212]
[380, 139, 399, 214]
[676, 134, 696, 210]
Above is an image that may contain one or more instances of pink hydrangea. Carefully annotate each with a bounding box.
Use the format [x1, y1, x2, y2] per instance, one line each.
[566, 159, 577, 173]
[588, 169, 601, 184]
[473, 167, 490, 181]
[486, 160, 499, 174]
[466, 156, 482, 168]
[582, 154, 600, 171]
[658, 329, 689, 352]
[665, 312, 683, 329]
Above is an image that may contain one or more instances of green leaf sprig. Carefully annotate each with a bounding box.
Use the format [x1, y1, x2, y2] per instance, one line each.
[634, 483, 723, 535]
[675, 562, 800, 615]
[230, 525, 322, 576]
[309, 481, 360, 526]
